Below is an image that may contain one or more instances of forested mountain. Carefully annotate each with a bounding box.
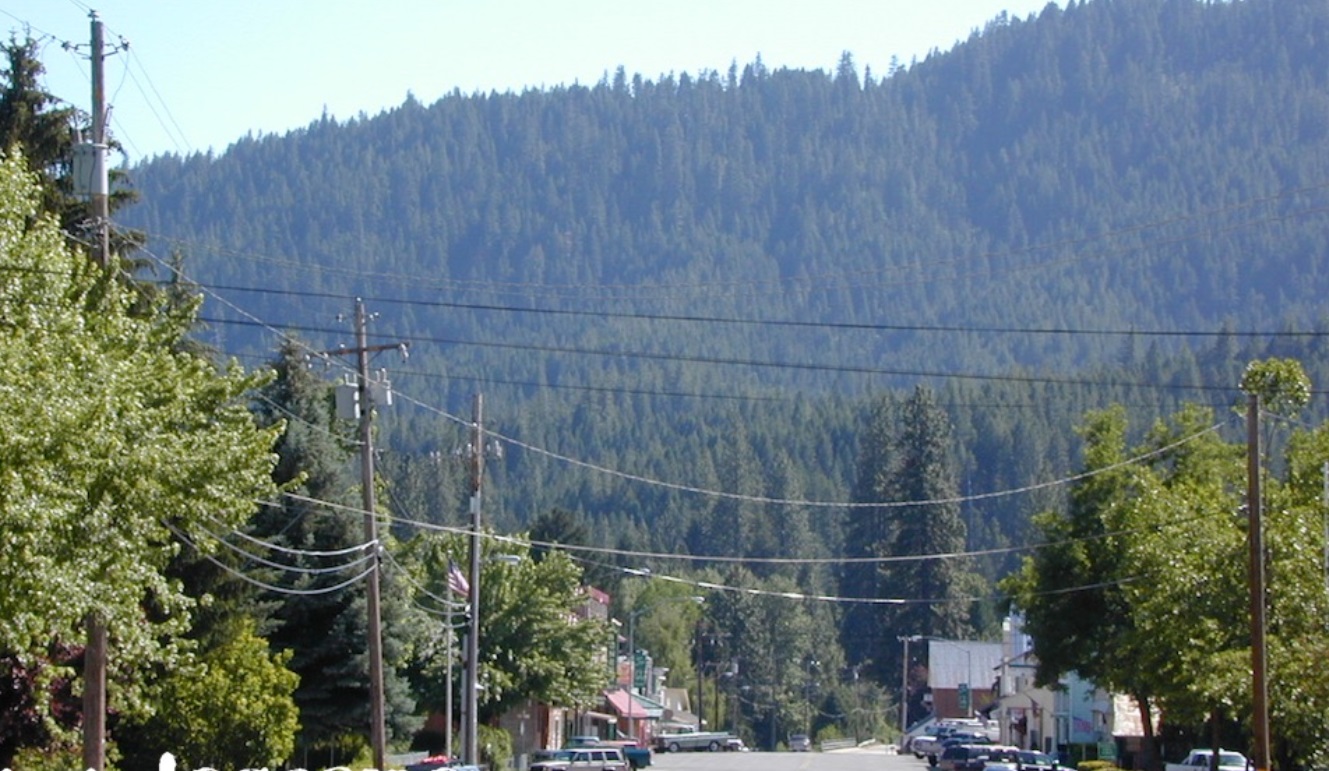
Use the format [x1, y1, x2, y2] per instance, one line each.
[120, 0, 1329, 598]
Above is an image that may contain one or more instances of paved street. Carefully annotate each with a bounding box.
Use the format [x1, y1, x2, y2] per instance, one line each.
[649, 744, 917, 771]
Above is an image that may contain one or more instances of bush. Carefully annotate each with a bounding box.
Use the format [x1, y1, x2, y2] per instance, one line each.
[479, 724, 512, 771]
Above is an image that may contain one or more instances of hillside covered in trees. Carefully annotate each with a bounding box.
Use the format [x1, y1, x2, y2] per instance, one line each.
[119, 0, 1329, 621]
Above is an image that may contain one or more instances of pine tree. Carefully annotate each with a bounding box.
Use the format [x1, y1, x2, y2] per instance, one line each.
[842, 387, 974, 685]
[251, 342, 420, 761]
[880, 386, 972, 643]
[0, 36, 139, 252]
[0, 36, 75, 220]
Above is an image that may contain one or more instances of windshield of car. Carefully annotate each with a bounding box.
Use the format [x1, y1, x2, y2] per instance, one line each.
[1217, 754, 1247, 767]
[1020, 751, 1055, 765]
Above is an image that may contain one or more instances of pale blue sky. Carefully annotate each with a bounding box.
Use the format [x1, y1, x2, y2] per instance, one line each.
[4, 0, 1054, 161]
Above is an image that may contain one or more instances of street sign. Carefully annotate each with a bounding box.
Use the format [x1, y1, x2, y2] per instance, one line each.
[958, 683, 971, 713]
[633, 652, 648, 689]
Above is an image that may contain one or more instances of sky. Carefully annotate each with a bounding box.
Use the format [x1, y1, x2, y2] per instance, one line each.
[3, 0, 1055, 162]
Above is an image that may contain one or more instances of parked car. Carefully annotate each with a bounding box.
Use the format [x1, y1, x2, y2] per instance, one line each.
[978, 747, 1023, 771]
[564, 736, 651, 768]
[788, 734, 812, 752]
[1018, 750, 1058, 771]
[529, 747, 628, 771]
[940, 744, 1017, 771]
[932, 735, 994, 765]
[1165, 749, 1252, 771]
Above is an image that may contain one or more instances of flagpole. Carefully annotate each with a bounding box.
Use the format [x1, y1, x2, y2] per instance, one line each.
[446, 560, 468, 759]
[446, 603, 454, 759]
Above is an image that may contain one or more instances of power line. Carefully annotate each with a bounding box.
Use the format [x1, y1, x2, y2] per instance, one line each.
[198, 313, 1251, 394]
[199, 524, 377, 575]
[393, 388, 1236, 510]
[173, 279, 1329, 340]
[166, 522, 378, 596]
[118, 184, 1329, 304]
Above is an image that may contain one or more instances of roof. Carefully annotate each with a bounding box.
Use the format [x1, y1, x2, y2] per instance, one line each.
[928, 640, 1005, 689]
[604, 689, 664, 719]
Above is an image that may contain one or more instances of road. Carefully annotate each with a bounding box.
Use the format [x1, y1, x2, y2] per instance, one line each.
[649, 745, 916, 771]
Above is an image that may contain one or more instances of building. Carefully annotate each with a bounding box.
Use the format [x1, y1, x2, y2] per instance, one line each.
[987, 614, 1147, 767]
[926, 639, 1005, 719]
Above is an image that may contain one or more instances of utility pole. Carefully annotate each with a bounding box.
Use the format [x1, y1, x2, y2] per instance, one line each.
[1246, 393, 1270, 771]
[899, 636, 913, 744]
[463, 393, 485, 766]
[87, 11, 110, 267]
[326, 300, 406, 771]
[80, 14, 110, 771]
[357, 300, 388, 771]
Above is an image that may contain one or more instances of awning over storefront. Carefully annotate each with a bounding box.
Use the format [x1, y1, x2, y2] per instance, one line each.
[604, 689, 664, 720]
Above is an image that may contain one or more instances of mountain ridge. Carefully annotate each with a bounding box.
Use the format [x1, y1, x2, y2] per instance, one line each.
[118, 0, 1329, 563]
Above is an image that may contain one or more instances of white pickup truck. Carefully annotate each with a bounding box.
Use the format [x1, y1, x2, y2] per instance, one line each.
[651, 729, 736, 753]
[1165, 749, 1251, 771]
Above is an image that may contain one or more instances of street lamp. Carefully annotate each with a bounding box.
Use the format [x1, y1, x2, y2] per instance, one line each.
[625, 595, 704, 696]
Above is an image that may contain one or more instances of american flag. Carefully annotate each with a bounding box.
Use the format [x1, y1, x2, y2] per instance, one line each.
[448, 560, 469, 596]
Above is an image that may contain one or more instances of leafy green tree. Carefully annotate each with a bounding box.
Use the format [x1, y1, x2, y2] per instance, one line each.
[1007, 386, 1329, 767]
[1264, 421, 1329, 769]
[402, 532, 609, 726]
[115, 620, 299, 771]
[0, 150, 281, 756]
[1004, 406, 1172, 762]
[0, 648, 80, 768]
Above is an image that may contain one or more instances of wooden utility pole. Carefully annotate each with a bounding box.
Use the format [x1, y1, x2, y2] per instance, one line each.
[1246, 393, 1270, 771]
[89, 11, 109, 267]
[81, 613, 106, 771]
[325, 300, 406, 771]
[357, 300, 388, 771]
[463, 393, 484, 766]
[81, 14, 109, 771]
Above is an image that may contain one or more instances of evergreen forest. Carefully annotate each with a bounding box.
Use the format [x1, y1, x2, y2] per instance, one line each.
[121, 0, 1329, 572]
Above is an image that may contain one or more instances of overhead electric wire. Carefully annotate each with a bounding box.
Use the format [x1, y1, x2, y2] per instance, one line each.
[121, 183, 1329, 304]
[395, 387, 1236, 510]
[205, 512, 376, 558]
[198, 313, 1252, 394]
[166, 522, 378, 596]
[283, 478, 1225, 605]
[177, 279, 1329, 340]
[122, 47, 193, 155]
[380, 549, 467, 610]
[568, 547, 1142, 608]
[197, 524, 377, 575]
[133, 234, 1317, 402]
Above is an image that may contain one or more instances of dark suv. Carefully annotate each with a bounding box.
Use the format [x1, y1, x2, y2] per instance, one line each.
[940, 744, 1013, 771]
